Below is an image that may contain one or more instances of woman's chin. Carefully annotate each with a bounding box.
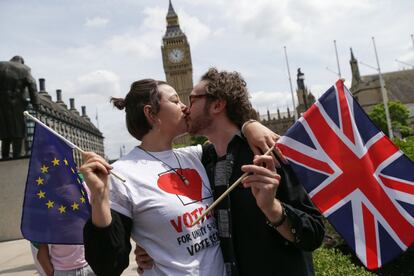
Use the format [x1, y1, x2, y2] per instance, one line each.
[172, 126, 188, 140]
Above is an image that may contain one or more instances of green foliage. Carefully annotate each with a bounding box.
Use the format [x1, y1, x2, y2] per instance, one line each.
[190, 135, 208, 146]
[172, 143, 186, 149]
[369, 101, 411, 137]
[313, 248, 374, 276]
[393, 136, 414, 161]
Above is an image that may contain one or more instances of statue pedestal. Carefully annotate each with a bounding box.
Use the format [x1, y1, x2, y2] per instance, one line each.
[0, 158, 29, 241]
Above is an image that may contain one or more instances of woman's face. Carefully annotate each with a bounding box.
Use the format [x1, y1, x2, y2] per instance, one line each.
[154, 84, 188, 137]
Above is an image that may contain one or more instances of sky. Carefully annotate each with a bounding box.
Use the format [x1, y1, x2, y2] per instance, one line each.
[1, 0, 413, 159]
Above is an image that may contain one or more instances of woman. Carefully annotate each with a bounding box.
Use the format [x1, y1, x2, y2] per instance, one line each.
[81, 79, 274, 275]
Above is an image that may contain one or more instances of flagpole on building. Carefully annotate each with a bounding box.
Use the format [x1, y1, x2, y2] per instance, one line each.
[372, 37, 394, 139]
[23, 111, 126, 182]
[395, 59, 414, 69]
[96, 107, 100, 130]
[334, 40, 342, 78]
[283, 46, 298, 121]
[411, 34, 414, 49]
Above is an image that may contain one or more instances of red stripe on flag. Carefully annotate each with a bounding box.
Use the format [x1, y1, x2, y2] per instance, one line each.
[362, 204, 379, 269]
[278, 143, 334, 174]
[336, 80, 355, 144]
[380, 175, 414, 195]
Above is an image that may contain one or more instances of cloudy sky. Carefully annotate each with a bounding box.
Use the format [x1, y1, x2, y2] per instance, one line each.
[1, 0, 413, 159]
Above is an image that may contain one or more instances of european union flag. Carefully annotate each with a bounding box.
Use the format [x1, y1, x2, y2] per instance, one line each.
[21, 123, 91, 244]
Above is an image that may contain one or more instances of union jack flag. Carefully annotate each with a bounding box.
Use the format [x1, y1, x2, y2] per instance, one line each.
[277, 80, 414, 269]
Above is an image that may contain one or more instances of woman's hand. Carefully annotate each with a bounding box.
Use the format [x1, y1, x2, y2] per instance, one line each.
[79, 152, 113, 227]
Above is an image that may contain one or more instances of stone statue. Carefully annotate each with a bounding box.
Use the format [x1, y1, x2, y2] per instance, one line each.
[297, 68, 305, 90]
[0, 56, 39, 159]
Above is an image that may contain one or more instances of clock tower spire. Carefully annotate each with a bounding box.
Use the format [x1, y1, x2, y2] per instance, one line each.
[161, 0, 193, 107]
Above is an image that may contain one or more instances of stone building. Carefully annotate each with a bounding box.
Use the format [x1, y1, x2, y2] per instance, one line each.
[261, 69, 315, 134]
[349, 48, 414, 127]
[26, 78, 104, 166]
[161, 0, 193, 107]
[161, 0, 193, 145]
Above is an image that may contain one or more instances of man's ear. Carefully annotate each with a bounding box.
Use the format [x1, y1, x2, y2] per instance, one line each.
[143, 105, 157, 125]
[210, 99, 226, 115]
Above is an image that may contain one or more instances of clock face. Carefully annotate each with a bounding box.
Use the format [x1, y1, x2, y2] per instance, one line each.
[168, 48, 184, 63]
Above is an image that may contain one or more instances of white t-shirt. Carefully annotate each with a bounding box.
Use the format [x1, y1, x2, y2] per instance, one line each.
[109, 145, 225, 276]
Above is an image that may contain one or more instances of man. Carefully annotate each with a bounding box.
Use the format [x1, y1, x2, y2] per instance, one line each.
[0, 56, 38, 159]
[137, 68, 325, 275]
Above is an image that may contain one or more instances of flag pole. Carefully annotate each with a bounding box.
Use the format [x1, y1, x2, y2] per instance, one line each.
[283, 46, 298, 121]
[191, 144, 276, 227]
[411, 34, 414, 49]
[372, 37, 393, 139]
[96, 107, 100, 130]
[23, 111, 126, 182]
[334, 40, 342, 78]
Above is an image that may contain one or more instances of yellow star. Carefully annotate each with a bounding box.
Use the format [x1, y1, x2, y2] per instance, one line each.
[80, 196, 86, 204]
[40, 165, 49, 174]
[58, 205, 66, 213]
[71, 168, 75, 174]
[64, 158, 69, 166]
[37, 190, 46, 199]
[77, 178, 81, 184]
[36, 177, 44, 185]
[81, 189, 85, 196]
[46, 200, 54, 208]
[51, 158, 60, 166]
[71, 202, 79, 210]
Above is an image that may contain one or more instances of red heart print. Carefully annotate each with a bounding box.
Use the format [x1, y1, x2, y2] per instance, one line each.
[157, 168, 202, 201]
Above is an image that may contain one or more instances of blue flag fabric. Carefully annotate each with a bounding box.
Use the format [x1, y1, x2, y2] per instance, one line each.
[21, 123, 91, 244]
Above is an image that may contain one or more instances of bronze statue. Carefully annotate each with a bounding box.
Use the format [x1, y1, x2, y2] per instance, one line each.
[297, 68, 305, 90]
[0, 56, 39, 159]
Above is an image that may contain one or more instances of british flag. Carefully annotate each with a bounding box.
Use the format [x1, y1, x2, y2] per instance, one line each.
[277, 80, 414, 269]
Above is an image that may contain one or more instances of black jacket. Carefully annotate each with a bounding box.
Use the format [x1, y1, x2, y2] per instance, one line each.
[201, 134, 325, 276]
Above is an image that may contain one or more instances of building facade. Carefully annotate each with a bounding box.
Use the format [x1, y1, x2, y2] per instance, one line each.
[26, 78, 104, 166]
[349, 48, 414, 128]
[261, 69, 315, 135]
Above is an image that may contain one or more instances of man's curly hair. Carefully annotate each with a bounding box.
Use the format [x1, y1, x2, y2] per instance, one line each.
[201, 68, 258, 128]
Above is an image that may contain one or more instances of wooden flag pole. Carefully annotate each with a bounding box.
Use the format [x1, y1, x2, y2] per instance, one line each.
[24, 111, 126, 183]
[191, 144, 276, 226]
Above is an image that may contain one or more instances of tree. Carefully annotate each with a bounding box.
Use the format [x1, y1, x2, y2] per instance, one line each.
[393, 136, 414, 161]
[368, 101, 412, 138]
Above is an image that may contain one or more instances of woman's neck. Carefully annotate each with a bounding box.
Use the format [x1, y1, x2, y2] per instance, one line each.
[139, 131, 173, 152]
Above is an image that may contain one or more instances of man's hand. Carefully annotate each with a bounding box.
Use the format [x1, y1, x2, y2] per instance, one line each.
[241, 155, 295, 241]
[241, 155, 283, 221]
[242, 121, 287, 166]
[134, 244, 154, 274]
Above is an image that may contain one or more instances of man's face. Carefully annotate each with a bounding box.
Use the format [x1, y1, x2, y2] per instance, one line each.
[186, 81, 214, 136]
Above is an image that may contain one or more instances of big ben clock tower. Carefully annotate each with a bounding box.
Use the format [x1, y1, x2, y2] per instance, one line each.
[161, 0, 193, 107]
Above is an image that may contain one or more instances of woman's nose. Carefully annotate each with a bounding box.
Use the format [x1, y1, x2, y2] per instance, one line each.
[181, 104, 190, 114]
